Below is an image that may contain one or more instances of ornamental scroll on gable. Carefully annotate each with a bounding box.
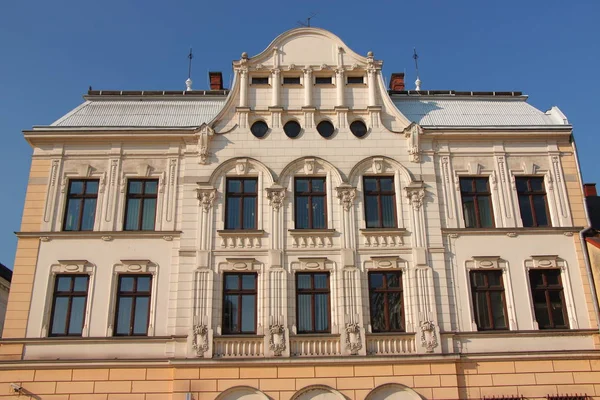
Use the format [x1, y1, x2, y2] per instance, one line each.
[402, 122, 423, 163]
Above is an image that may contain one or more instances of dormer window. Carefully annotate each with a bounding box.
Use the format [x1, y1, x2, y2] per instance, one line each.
[252, 76, 269, 85]
[283, 76, 301, 85]
[347, 76, 364, 84]
[315, 77, 332, 85]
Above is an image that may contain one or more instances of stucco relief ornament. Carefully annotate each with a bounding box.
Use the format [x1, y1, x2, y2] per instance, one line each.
[419, 320, 438, 353]
[266, 185, 286, 211]
[345, 322, 362, 355]
[197, 188, 216, 212]
[336, 184, 357, 211]
[406, 187, 425, 210]
[192, 324, 209, 357]
[403, 123, 423, 163]
[268, 323, 286, 356]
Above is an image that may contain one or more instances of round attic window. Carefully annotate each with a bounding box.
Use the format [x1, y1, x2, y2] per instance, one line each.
[250, 121, 269, 138]
[350, 120, 368, 138]
[284, 120, 302, 138]
[317, 120, 335, 138]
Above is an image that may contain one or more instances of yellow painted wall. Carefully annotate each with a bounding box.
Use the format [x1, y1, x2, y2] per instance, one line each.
[0, 359, 599, 399]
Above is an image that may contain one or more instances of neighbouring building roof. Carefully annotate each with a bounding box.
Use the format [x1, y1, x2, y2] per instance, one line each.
[0, 263, 12, 283]
[392, 93, 569, 127]
[49, 91, 229, 128]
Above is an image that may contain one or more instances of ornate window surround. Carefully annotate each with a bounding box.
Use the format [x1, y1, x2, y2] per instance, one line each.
[40, 260, 96, 337]
[464, 256, 518, 331]
[106, 259, 159, 336]
[117, 165, 165, 231]
[452, 161, 500, 229]
[522, 255, 578, 330]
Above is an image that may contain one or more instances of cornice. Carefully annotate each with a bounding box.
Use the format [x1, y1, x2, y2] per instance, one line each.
[15, 231, 182, 241]
[442, 227, 583, 236]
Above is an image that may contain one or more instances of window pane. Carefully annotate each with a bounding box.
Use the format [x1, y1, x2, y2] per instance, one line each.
[475, 179, 488, 193]
[314, 274, 328, 289]
[133, 297, 149, 334]
[478, 197, 494, 228]
[545, 271, 560, 286]
[312, 197, 326, 229]
[243, 197, 256, 229]
[312, 179, 325, 193]
[223, 295, 239, 333]
[529, 271, 544, 288]
[380, 178, 394, 192]
[297, 294, 312, 332]
[315, 294, 329, 331]
[487, 271, 502, 287]
[120, 277, 135, 292]
[226, 198, 241, 229]
[549, 291, 567, 327]
[462, 197, 476, 228]
[296, 197, 309, 229]
[364, 178, 377, 192]
[242, 275, 255, 290]
[533, 291, 551, 328]
[386, 273, 400, 288]
[80, 198, 97, 230]
[228, 180, 242, 193]
[490, 292, 507, 329]
[145, 180, 158, 194]
[241, 295, 256, 333]
[116, 297, 133, 335]
[128, 181, 143, 194]
[86, 181, 99, 194]
[70, 181, 84, 195]
[381, 195, 395, 228]
[137, 276, 151, 292]
[460, 179, 473, 193]
[141, 198, 156, 230]
[472, 272, 485, 288]
[474, 292, 491, 329]
[388, 292, 403, 330]
[297, 275, 311, 289]
[370, 293, 385, 331]
[531, 178, 544, 192]
[533, 196, 549, 226]
[125, 199, 141, 230]
[369, 273, 383, 289]
[365, 195, 379, 228]
[51, 297, 69, 335]
[64, 199, 81, 231]
[225, 275, 239, 290]
[516, 178, 528, 193]
[243, 179, 257, 193]
[56, 276, 72, 292]
[68, 296, 86, 335]
[73, 276, 88, 292]
[295, 179, 309, 193]
[518, 196, 534, 227]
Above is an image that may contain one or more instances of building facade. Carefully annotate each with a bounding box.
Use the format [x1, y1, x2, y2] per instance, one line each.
[2, 28, 600, 400]
[0, 263, 12, 337]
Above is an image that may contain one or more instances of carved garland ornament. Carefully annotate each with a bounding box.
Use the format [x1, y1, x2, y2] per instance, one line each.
[419, 320, 438, 353]
[268, 323, 286, 356]
[345, 322, 362, 355]
[192, 323, 209, 357]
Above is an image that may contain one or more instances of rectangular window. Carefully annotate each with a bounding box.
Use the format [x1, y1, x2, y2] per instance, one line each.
[529, 269, 569, 329]
[225, 178, 257, 229]
[283, 76, 301, 85]
[63, 180, 99, 231]
[49, 275, 89, 336]
[252, 76, 269, 85]
[460, 177, 494, 228]
[296, 272, 330, 333]
[369, 271, 404, 332]
[114, 275, 152, 336]
[470, 270, 508, 330]
[347, 76, 364, 84]
[124, 179, 158, 231]
[315, 76, 332, 85]
[516, 177, 550, 227]
[363, 177, 396, 228]
[295, 177, 326, 229]
[222, 273, 257, 334]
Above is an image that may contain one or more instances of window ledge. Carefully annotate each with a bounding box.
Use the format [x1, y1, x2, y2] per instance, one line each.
[217, 230, 265, 249]
[288, 229, 336, 236]
[359, 228, 406, 247]
[289, 229, 336, 248]
[217, 230, 265, 237]
[442, 227, 583, 237]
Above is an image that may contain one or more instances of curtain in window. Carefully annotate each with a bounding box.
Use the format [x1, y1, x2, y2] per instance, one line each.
[297, 294, 312, 332]
[141, 199, 156, 230]
[315, 294, 329, 331]
[478, 197, 493, 228]
[125, 199, 141, 230]
[243, 197, 256, 229]
[296, 197, 309, 229]
[312, 197, 326, 229]
[381, 195, 395, 227]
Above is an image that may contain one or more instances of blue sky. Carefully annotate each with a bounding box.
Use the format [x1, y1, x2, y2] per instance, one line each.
[1, 1, 599, 268]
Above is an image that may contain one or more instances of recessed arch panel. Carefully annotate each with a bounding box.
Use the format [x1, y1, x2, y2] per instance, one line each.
[365, 383, 423, 400]
[216, 386, 270, 400]
[292, 385, 346, 400]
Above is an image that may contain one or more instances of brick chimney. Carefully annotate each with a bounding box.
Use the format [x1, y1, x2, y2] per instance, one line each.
[389, 73, 405, 91]
[584, 183, 597, 197]
[209, 72, 223, 90]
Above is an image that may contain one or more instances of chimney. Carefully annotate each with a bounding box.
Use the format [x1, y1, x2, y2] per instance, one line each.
[389, 73, 405, 91]
[584, 183, 597, 197]
[209, 72, 223, 90]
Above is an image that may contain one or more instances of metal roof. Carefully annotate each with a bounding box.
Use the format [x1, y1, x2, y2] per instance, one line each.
[51, 98, 227, 128]
[393, 98, 567, 127]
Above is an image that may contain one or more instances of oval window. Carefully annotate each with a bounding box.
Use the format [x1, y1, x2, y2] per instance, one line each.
[284, 120, 302, 138]
[250, 121, 269, 138]
[317, 120, 335, 138]
[350, 120, 368, 138]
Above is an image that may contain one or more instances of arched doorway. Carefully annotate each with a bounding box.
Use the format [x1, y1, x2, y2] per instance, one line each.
[365, 383, 423, 400]
[292, 385, 347, 400]
[216, 386, 270, 400]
